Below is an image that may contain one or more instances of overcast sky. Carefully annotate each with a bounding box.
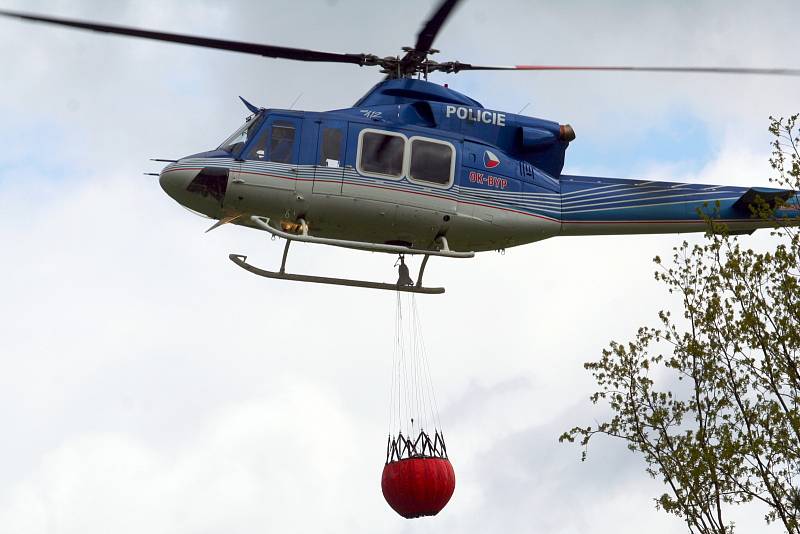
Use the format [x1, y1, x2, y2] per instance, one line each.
[0, 1, 798, 533]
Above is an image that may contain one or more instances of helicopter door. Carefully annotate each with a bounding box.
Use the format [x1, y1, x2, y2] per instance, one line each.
[227, 116, 301, 214]
[313, 121, 347, 195]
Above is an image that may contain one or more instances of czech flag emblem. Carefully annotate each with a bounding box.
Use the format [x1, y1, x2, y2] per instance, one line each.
[483, 150, 500, 169]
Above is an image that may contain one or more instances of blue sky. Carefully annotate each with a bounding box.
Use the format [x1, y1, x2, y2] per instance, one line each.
[0, 1, 798, 533]
[566, 108, 715, 177]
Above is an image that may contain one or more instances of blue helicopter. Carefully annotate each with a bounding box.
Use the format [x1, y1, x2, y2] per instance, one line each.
[3, 1, 799, 294]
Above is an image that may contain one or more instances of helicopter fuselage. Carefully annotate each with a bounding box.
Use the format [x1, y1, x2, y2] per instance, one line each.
[159, 79, 799, 253]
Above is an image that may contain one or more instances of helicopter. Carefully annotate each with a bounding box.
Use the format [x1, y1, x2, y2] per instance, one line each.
[2, 1, 799, 295]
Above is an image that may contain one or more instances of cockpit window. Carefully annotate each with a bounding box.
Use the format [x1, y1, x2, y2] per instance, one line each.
[218, 114, 263, 154]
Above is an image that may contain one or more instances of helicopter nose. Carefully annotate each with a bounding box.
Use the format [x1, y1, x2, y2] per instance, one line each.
[158, 167, 189, 202]
[159, 167, 191, 200]
[159, 163, 228, 218]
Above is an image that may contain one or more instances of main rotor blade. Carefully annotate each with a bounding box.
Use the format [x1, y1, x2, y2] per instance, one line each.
[448, 63, 800, 76]
[0, 9, 370, 65]
[395, 0, 463, 76]
[415, 0, 463, 53]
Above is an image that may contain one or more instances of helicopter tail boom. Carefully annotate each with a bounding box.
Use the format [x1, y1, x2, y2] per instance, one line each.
[558, 175, 799, 237]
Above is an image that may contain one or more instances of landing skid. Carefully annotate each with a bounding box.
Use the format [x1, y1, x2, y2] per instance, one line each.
[229, 253, 445, 294]
[228, 216, 474, 294]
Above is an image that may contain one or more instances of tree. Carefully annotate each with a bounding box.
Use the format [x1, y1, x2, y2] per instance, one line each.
[560, 115, 800, 534]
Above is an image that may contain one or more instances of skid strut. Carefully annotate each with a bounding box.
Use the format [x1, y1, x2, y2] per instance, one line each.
[228, 216, 474, 293]
[248, 216, 473, 258]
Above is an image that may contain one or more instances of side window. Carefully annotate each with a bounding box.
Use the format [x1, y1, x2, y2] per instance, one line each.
[409, 138, 454, 186]
[358, 130, 405, 178]
[269, 122, 296, 163]
[320, 128, 343, 166]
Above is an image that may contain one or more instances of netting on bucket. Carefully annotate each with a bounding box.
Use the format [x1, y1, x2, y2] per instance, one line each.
[385, 429, 448, 463]
[387, 292, 446, 464]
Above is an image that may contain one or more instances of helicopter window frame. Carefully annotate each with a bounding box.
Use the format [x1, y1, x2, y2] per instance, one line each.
[406, 136, 456, 189]
[243, 118, 271, 160]
[356, 128, 408, 181]
[218, 113, 264, 156]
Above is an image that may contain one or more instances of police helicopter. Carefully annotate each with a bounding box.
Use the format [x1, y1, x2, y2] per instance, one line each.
[2, 1, 799, 294]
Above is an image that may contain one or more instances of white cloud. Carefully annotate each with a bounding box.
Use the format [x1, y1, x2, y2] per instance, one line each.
[0, 380, 383, 534]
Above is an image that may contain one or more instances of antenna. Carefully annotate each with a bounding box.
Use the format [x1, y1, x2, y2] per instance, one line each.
[289, 92, 303, 110]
